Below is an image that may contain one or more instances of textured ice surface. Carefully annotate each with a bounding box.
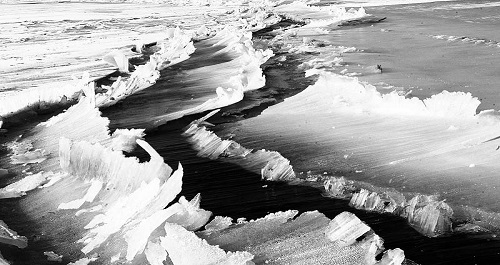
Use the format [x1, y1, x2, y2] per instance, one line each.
[199, 210, 405, 264]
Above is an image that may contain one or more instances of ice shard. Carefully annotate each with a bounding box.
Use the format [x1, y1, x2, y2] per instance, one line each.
[103, 49, 130, 73]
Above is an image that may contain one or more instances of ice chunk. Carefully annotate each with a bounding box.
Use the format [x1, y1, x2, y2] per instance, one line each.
[325, 211, 371, 246]
[43, 251, 63, 262]
[376, 248, 405, 265]
[67, 257, 97, 265]
[57, 136, 186, 259]
[0, 172, 54, 199]
[349, 189, 405, 214]
[0, 220, 27, 249]
[204, 216, 233, 232]
[59, 138, 172, 193]
[110, 128, 145, 152]
[145, 240, 168, 265]
[260, 153, 295, 181]
[323, 176, 355, 198]
[152, 27, 196, 70]
[403, 195, 453, 237]
[161, 222, 255, 265]
[166, 194, 212, 231]
[102, 49, 129, 73]
[95, 60, 160, 108]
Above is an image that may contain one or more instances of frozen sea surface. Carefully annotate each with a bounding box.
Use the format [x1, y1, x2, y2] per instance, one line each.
[1, 0, 500, 264]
